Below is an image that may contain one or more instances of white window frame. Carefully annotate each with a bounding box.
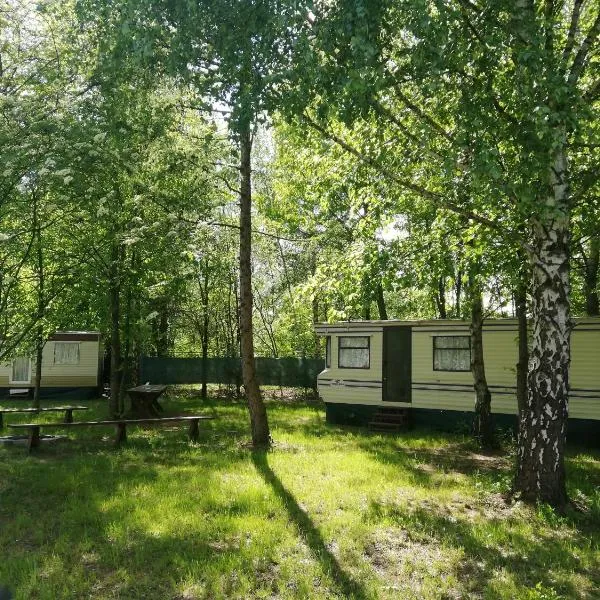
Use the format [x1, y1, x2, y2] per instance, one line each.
[9, 357, 32, 384]
[53, 342, 80, 365]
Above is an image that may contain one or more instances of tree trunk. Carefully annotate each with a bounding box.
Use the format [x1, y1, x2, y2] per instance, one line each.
[470, 284, 494, 448]
[109, 242, 122, 419]
[32, 332, 43, 411]
[363, 302, 371, 320]
[584, 237, 599, 316]
[435, 277, 447, 319]
[121, 250, 135, 415]
[239, 121, 270, 446]
[514, 147, 570, 508]
[233, 274, 242, 397]
[32, 195, 44, 411]
[376, 282, 388, 320]
[201, 267, 210, 400]
[515, 275, 529, 421]
[312, 296, 322, 358]
[154, 298, 170, 357]
[455, 269, 463, 319]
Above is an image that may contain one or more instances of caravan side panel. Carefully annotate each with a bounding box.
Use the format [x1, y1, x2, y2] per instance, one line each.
[411, 324, 519, 416]
[40, 339, 100, 387]
[0, 333, 101, 396]
[570, 323, 600, 421]
[317, 329, 384, 407]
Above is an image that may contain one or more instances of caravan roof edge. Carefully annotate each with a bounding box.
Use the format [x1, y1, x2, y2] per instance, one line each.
[314, 316, 600, 334]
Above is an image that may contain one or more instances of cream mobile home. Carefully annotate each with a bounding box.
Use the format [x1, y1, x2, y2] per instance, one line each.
[0, 331, 102, 399]
[315, 319, 600, 443]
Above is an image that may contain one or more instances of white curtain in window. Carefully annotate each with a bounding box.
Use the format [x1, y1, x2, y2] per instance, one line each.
[54, 342, 80, 365]
[11, 357, 30, 382]
[433, 336, 470, 371]
[339, 336, 370, 368]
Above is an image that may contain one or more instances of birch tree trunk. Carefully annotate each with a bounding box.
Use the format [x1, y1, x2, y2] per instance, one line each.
[470, 284, 494, 448]
[239, 121, 270, 446]
[514, 146, 571, 508]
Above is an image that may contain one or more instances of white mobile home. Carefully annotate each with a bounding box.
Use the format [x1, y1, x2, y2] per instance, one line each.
[0, 331, 102, 399]
[315, 319, 600, 443]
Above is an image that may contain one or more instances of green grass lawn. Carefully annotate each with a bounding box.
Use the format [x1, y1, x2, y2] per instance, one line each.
[0, 389, 599, 600]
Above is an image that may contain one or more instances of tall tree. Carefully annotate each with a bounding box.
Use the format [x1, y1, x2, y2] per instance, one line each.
[82, 0, 311, 445]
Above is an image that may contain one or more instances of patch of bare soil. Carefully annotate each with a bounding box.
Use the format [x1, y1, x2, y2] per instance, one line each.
[411, 447, 512, 475]
[364, 527, 465, 599]
[236, 439, 304, 453]
[437, 493, 527, 523]
[364, 494, 534, 598]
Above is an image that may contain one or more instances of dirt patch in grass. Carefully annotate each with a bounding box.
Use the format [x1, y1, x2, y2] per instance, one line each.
[364, 527, 464, 599]
[411, 447, 512, 475]
[440, 493, 527, 522]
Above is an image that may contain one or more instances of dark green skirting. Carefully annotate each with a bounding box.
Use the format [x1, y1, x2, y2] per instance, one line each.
[325, 403, 380, 426]
[324, 403, 600, 447]
[0, 387, 99, 400]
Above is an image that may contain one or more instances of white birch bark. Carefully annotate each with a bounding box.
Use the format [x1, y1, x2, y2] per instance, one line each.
[514, 142, 571, 507]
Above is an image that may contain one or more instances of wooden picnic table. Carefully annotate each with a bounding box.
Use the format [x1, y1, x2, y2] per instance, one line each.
[127, 384, 167, 419]
[0, 406, 88, 429]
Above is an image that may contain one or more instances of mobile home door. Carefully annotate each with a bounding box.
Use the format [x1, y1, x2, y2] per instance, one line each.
[383, 326, 412, 402]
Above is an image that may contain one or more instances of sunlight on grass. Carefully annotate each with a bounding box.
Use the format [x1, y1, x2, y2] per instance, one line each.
[0, 391, 599, 599]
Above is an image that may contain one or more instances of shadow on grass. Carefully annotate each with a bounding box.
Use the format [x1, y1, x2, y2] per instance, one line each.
[251, 450, 371, 600]
[0, 438, 254, 597]
[365, 499, 600, 598]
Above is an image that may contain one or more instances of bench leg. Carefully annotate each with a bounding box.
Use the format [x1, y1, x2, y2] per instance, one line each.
[188, 419, 200, 442]
[0, 413, 3, 429]
[64, 409, 73, 423]
[28, 426, 40, 452]
[114, 423, 127, 446]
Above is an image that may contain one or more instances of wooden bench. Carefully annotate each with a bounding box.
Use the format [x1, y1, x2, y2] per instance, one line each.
[0, 406, 88, 429]
[8, 415, 213, 451]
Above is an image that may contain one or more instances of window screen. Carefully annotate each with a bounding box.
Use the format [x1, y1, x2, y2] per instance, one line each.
[54, 342, 80, 365]
[433, 336, 470, 371]
[325, 336, 331, 368]
[338, 336, 370, 369]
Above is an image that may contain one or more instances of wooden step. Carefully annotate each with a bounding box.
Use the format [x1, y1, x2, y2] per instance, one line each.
[370, 414, 407, 423]
[369, 421, 406, 428]
[368, 407, 412, 433]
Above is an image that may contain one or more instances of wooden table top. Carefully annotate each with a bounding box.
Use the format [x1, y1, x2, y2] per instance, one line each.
[127, 384, 167, 394]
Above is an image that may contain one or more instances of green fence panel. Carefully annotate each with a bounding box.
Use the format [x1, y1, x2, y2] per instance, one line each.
[139, 356, 325, 388]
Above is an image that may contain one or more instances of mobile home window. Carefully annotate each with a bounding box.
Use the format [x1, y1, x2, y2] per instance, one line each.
[54, 342, 80, 365]
[325, 336, 331, 368]
[433, 336, 471, 371]
[10, 357, 31, 383]
[338, 336, 370, 369]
